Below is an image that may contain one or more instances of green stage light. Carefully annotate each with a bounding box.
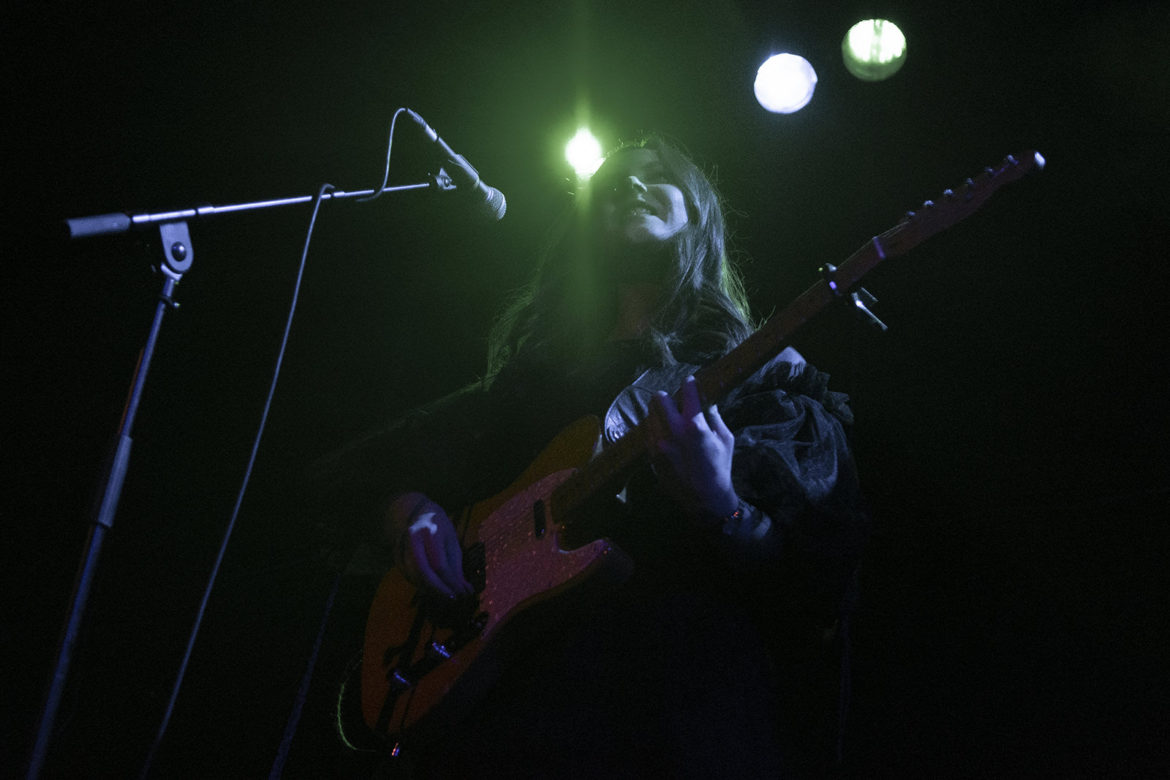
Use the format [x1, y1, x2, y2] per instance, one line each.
[842, 19, 907, 81]
[566, 128, 604, 179]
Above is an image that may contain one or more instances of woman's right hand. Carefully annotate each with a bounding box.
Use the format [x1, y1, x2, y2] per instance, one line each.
[386, 492, 474, 598]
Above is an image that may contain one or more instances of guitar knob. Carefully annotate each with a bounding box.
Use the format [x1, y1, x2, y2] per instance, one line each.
[389, 669, 415, 692]
[426, 641, 453, 661]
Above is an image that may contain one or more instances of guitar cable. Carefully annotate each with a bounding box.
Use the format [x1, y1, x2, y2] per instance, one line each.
[138, 181, 334, 779]
[137, 108, 423, 777]
[268, 571, 344, 779]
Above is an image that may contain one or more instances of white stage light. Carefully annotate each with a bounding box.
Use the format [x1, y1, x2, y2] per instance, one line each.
[754, 53, 818, 114]
[565, 129, 604, 179]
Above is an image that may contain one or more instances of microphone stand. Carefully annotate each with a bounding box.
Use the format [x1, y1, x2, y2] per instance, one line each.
[63, 180, 438, 238]
[26, 177, 446, 780]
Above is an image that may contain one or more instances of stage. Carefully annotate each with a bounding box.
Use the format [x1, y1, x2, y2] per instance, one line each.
[3, 1, 1168, 776]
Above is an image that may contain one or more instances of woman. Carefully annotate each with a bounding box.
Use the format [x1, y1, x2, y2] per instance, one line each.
[389, 139, 759, 598]
[329, 137, 867, 776]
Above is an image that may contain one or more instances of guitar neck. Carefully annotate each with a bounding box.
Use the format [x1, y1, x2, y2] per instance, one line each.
[551, 150, 1043, 527]
[552, 236, 886, 524]
[695, 234, 890, 405]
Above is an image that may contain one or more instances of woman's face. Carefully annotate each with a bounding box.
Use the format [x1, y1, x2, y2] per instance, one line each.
[596, 148, 691, 246]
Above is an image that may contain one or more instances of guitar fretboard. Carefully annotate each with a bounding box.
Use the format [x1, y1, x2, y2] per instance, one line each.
[549, 151, 1043, 531]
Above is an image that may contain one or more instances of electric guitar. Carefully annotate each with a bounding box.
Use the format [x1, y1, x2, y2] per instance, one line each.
[359, 151, 1045, 744]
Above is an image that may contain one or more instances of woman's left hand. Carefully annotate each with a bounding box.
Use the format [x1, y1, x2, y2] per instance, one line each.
[645, 375, 739, 522]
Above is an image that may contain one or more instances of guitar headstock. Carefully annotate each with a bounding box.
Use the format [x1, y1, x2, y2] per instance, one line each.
[879, 151, 1045, 255]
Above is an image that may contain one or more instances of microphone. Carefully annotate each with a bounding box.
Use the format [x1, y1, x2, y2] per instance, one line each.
[405, 109, 506, 221]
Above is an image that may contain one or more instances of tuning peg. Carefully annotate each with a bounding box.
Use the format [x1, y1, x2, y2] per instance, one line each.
[922, 199, 935, 208]
[943, 188, 955, 199]
[1005, 154, 1019, 166]
[819, 262, 844, 296]
[904, 209, 916, 220]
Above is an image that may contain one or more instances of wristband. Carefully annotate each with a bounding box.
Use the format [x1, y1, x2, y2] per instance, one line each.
[723, 501, 746, 524]
[720, 499, 772, 541]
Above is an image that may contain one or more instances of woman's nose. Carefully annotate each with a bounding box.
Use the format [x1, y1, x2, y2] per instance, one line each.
[623, 175, 648, 193]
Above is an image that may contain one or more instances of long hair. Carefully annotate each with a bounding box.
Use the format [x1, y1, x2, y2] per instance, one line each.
[487, 136, 754, 378]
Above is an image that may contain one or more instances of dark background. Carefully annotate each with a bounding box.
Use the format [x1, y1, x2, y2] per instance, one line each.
[4, 1, 1168, 776]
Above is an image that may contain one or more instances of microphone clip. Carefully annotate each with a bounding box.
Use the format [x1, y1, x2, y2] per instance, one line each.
[432, 168, 457, 193]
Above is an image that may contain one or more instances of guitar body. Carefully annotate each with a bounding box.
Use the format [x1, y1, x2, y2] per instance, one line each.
[360, 415, 634, 743]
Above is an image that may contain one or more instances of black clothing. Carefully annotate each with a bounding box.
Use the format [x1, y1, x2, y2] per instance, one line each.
[315, 342, 868, 777]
